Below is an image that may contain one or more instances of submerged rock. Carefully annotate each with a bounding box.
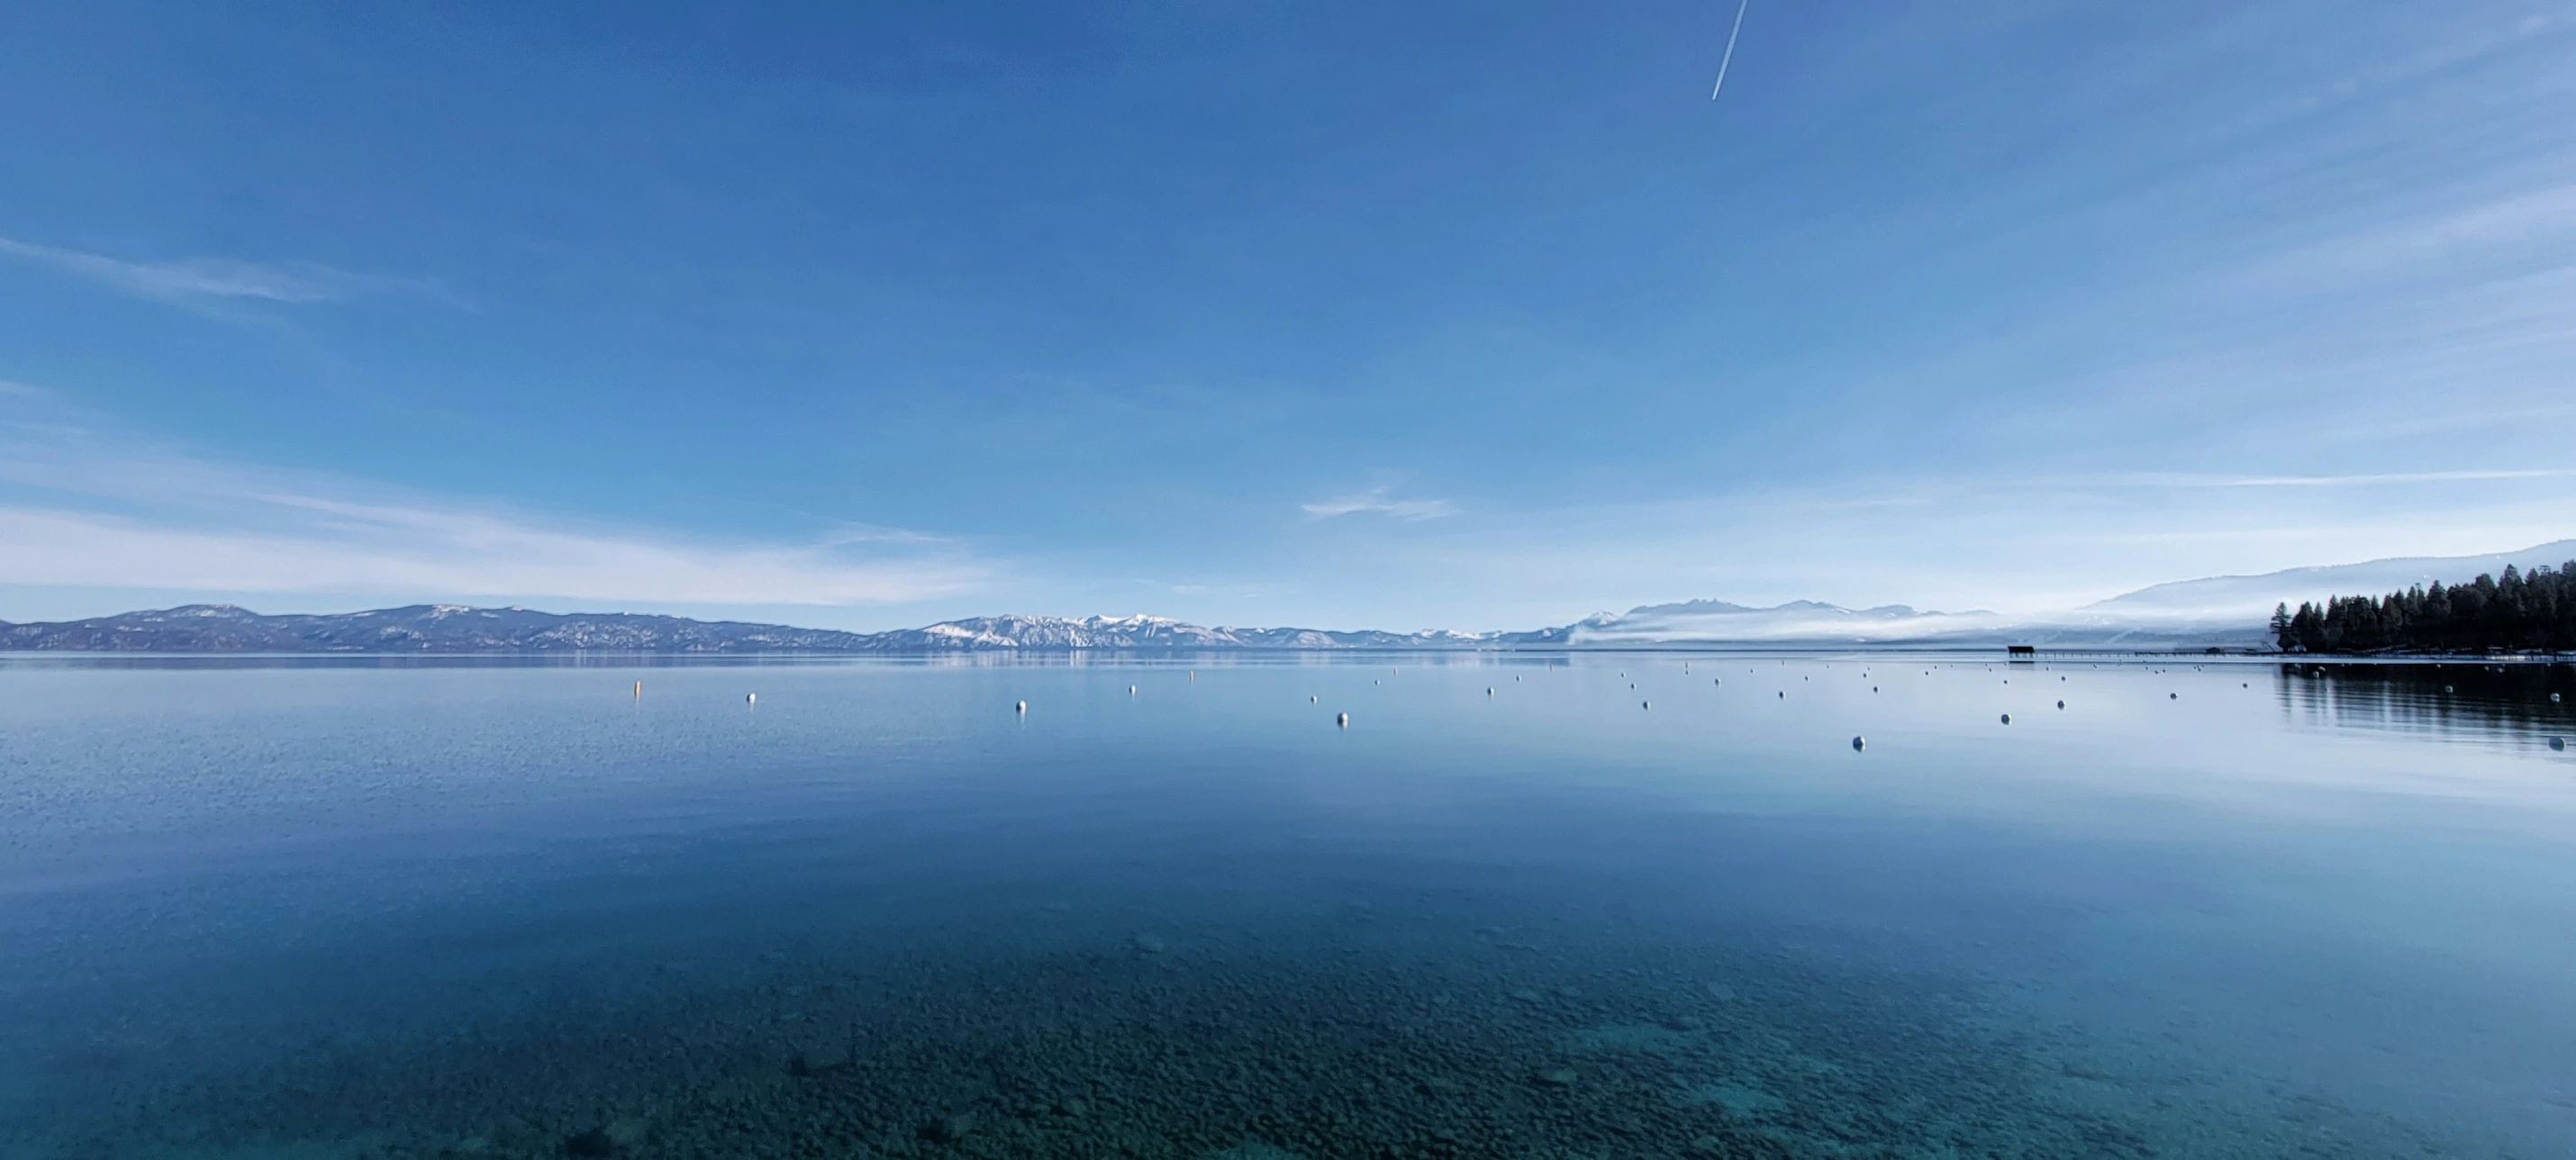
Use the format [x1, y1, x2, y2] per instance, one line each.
[604, 1118, 649, 1149]
[1206, 1143, 1306, 1160]
[922, 1111, 979, 1143]
[100, 911, 2200, 1160]
[1679, 1082, 1786, 1118]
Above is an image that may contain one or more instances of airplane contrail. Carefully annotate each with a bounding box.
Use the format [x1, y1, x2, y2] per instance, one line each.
[1710, 0, 1751, 101]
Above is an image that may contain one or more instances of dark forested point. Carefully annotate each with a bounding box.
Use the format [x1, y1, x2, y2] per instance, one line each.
[2274, 562, 2576, 654]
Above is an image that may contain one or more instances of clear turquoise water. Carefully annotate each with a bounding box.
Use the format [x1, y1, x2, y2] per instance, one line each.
[1, 654, 2571, 1159]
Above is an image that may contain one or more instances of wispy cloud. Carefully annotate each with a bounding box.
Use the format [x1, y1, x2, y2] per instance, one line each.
[2232, 182, 2576, 295]
[2102, 468, 2576, 489]
[0, 397, 990, 608]
[0, 505, 985, 606]
[0, 236, 442, 309]
[1301, 487, 1457, 521]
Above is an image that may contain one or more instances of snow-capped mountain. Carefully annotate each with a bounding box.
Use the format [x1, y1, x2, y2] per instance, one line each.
[0, 603, 888, 653]
[859, 614, 1494, 651]
[0, 605, 1498, 653]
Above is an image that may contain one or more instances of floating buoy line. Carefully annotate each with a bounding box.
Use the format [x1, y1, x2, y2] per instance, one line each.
[604, 657, 2539, 757]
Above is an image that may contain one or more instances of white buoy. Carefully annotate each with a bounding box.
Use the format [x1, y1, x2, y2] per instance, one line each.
[1016, 701, 1027, 714]
[1642, 700, 1651, 710]
[1129, 685, 1138, 695]
[1336, 711, 1348, 728]
[1852, 736, 1865, 751]
[632, 681, 641, 699]
[1487, 687, 1494, 695]
[1311, 695, 1317, 702]
[747, 693, 756, 705]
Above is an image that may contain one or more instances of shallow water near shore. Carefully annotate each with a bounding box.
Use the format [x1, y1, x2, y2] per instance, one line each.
[2, 654, 2572, 1158]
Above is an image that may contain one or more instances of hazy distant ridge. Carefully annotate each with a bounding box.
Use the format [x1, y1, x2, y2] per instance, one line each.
[2087, 539, 2576, 620]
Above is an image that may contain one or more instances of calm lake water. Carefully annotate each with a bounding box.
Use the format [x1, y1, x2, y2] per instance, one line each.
[2, 654, 2571, 1159]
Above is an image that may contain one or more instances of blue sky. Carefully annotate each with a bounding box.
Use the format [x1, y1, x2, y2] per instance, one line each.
[3, 1, 2572, 631]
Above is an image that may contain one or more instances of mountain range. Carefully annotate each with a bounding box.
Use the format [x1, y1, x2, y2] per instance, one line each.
[3, 539, 2568, 653]
[0, 604, 1498, 654]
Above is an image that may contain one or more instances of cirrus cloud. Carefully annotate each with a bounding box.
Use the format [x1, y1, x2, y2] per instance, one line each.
[1300, 486, 1457, 521]
[0, 395, 992, 609]
[0, 235, 450, 311]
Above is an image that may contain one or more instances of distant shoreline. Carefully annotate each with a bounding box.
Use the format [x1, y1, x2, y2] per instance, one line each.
[0, 602, 2269, 656]
[1, 644, 2313, 659]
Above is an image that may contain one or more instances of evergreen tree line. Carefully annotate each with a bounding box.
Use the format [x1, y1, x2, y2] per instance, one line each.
[2273, 561, 2576, 653]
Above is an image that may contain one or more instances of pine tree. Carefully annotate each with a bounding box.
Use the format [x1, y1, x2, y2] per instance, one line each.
[2280, 560, 2576, 654]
